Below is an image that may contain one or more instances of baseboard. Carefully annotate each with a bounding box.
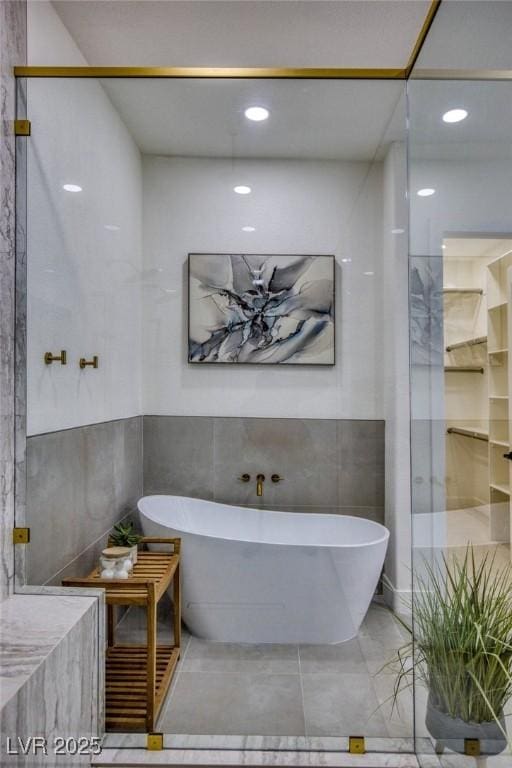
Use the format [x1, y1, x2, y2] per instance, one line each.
[382, 576, 412, 622]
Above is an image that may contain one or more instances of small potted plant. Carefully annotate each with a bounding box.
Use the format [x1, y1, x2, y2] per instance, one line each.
[110, 521, 143, 564]
[391, 548, 511, 756]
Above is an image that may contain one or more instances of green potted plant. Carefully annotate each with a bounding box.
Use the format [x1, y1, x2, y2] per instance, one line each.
[110, 521, 143, 564]
[392, 548, 511, 755]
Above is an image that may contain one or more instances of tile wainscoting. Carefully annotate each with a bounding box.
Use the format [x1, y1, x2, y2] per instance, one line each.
[24, 414, 384, 587]
[143, 416, 385, 520]
[25, 416, 143, 586]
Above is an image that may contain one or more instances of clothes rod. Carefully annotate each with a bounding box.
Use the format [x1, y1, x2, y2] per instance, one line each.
[446, 336, 487, 352]
[445, 366, 485, 373]
[447, 427, 489, 442]
[443, 288, 484, 295]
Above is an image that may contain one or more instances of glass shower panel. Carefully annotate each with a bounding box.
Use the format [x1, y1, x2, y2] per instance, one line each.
[19, 75, 410, 751]
[408, 78, 512, 766]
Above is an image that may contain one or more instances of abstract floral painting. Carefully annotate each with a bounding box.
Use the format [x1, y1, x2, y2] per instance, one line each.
[188, 253, 335, 364]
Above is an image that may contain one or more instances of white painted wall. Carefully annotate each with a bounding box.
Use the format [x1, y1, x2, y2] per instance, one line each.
[142, 156, 384, 419]
[382, 142, 411, 613]
[26, 2, 143, 435]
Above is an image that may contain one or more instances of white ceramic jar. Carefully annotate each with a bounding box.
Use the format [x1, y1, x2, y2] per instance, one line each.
[100, 547, 133, 579]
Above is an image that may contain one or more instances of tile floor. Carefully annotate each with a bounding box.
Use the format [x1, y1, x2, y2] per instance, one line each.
[115, 602, 413, 739]
[446, 503, 511, 572]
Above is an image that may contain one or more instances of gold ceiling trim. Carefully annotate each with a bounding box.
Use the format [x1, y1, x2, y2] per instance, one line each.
[411, 69, 512, 81]
[404, 0, 442, 78]
[14, 66, 406, 79]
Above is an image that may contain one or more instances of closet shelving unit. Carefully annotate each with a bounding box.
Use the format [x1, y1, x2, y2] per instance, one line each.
[486, 250, 512, 544]
[444, 275, 489, 517]
[443, 290, 487, 375]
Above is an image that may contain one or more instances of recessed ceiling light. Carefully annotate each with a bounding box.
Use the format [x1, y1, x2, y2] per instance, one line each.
[417, 188, 435, 197]
[104, 224, 120, 231]
[442, 108, 468, 124]
[441, 244, 446, 250]
[242, 226, 256, 232]
[244, 106, 269, 122]
[234, 185, 251, 195]
[341, 258, 352, 263]
[391, 228, 405, 235]
[63, 183, 82, 192]
[364, 271, 375, 276]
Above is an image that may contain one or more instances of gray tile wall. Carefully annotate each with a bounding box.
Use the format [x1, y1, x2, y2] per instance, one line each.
[26, 416, 143, 586]
[25, 414, 383, 587]
[143, 416, 384, 521]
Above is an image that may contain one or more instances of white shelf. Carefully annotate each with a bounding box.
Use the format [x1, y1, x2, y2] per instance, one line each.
[489, 394, 508, 400]
[489, 348, 508, 355]
[490, 439, 509, 448]
[490, 482, 510, 496]
[486, 249, 512, 268]
[488, 301, 507, 312]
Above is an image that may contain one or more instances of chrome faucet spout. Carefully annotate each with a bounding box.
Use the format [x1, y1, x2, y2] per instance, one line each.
[256, 474, 265, 497]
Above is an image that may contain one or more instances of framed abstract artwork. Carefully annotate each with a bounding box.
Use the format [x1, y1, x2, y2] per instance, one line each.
[188, 253, 335, 365]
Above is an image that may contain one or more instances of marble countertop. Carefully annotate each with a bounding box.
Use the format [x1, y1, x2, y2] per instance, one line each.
[0, 591, 100, 707]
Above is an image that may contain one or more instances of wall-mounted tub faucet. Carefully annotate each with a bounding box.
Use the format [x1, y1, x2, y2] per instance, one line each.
[256, 474, 265, 497]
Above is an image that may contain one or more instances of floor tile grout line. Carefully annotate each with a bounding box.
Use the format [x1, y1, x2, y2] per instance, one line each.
[297, 644, 308, 738]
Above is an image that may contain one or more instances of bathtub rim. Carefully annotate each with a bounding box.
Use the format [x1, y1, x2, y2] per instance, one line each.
[138, 494, 390, 549]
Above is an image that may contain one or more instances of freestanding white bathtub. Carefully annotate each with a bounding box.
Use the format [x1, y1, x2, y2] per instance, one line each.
[138, 495, 389, 644]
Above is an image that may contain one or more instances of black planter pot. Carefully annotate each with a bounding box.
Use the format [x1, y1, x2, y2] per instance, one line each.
[426, 694, 507, 756]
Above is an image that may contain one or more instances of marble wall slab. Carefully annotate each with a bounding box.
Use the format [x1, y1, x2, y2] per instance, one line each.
[25, 416, 143, 586]
[143, 416, 384, 519]
[0, 1, 26, 600]
[0, 592, 103, 766]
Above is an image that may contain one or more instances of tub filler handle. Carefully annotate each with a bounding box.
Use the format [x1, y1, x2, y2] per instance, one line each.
[256, 474, 265, 497]
[238, 473, 251, 482]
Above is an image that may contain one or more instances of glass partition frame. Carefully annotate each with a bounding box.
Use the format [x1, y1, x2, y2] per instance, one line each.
[14, 71, 412, 755]
[407, 73, 512, 767]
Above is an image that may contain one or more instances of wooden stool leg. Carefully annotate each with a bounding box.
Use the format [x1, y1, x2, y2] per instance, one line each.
[146, 581, 157, 732]
[173, 562, 181, 652]
[107, 604, 115, 647]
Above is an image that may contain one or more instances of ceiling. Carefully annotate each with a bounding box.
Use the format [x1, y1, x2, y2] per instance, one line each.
[49, 1, 432, 69]
[30, 2, 511, 161]
[409, 78, 512, 161]
[98, 78, 405, 160]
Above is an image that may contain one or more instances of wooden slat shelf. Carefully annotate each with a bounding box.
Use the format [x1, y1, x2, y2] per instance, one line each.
[105, 646, 179, 731]
[63, 536, 181, 732]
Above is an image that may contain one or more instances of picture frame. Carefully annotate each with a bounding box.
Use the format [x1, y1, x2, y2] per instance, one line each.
[188, 253, 335, 365]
